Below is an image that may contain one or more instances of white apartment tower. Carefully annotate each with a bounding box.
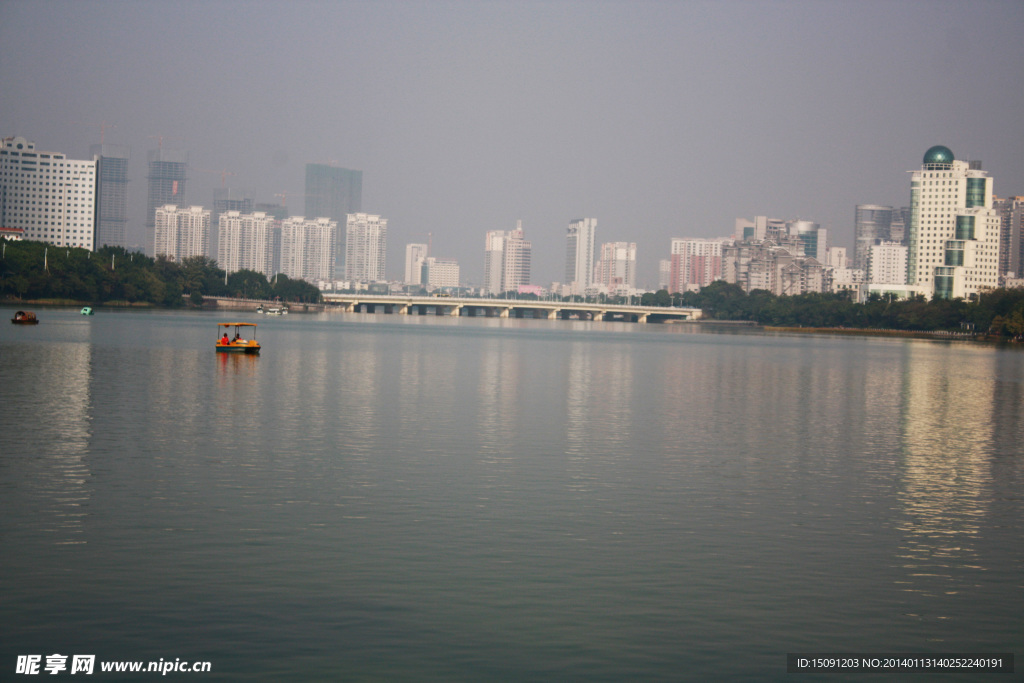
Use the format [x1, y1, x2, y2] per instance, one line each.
[483, 222, 532, 294]
[218, 211, 276, 277]
[867, 241, 908, 285]
[345, 213, 388, 283]
[405, 243, 428, 285]
[907, 146, 1000, 299]
[154, 205, 210, 261]
[280, 216, 337, 283]
[565, 217, 597, 295]
[0, 136, 97, 250]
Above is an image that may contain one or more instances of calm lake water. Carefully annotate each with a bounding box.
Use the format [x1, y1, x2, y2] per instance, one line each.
[1, 307, 1021, 681]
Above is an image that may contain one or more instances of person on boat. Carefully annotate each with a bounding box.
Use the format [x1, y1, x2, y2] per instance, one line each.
[234, 332, 242, 343]
[221, 332, 230, 345]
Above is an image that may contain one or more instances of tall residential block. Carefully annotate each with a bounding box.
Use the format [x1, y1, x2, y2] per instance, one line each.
[90, 143, 130, 249]
[154, 205, 210, 261]
[0, 136, 97, 250]
[594, 241, 637, 292]
[867, 241, 908, 285]
[218, 211, 276, 277]
[280, 216, 337, 283]
[670, 238, 724, 292]
[211, 188, 254, 260]
[907, 146, 1000, 299]
[405, 243, 428, 285]
[345, 213, 387, 283]
[854, 205, 893, 271]
[483, 222, 531, 294]
[305, 163, 362, 276]
[993, 196, 1024, 279]
[146, 148, 188, 256]
[565, 217, 597, 295]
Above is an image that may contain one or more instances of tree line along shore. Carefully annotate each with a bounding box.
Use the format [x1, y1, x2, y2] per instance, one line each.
[0, 241, 322, 308]
[2, 240, 1023, 341]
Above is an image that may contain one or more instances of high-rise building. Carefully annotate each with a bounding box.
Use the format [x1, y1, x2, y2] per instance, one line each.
[907, 146, 1000, 299]
[658, 259, 671, 292]
[993, 196, 1024, 279]
[405, 243, 428, 285]
[670, 238, 724, 292]
[594, 241, 637, 292]
[483, 222, 531, 294]
[483, 230, 507, 294]
[565, 218, 597, 295]
[345, 213, 387, 283]
[889, 207, 910, 244]
[146, 148, 188, 256]
[0, 136, 97, 250]
[734, 216, 786, 242]
[218, 211, 275, 277]
[90, 143, 130, 249]
[502, 228, 531, 291]
[868, 241, 908, 285]
[422, 257, 460, 289]
[854, 205, 893, 272]
[210, 188, 254, 265]
[305, 163, 362, 276]
[279, 216, 337, 283]
[154, 205, 210, 261]
[790, 220, 827, 262]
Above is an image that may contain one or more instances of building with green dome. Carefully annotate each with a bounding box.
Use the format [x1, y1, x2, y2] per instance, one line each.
[907, 146, 1000, 299]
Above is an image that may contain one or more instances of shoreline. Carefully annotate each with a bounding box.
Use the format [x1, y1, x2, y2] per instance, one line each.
[762, 325, 1007, 343]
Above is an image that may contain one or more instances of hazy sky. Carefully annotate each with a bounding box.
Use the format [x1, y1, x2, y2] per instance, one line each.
[2, 0, 1022, 286]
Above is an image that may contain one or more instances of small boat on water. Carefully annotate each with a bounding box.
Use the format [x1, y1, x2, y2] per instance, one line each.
[80, 307, 94, 315]
[216, 322, 261, 354]
[257, 305, 288, 315]
[11, 310, 39, 325]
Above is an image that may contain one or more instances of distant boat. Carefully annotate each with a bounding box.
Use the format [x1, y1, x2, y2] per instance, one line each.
[257, 305, 288, 315]
[216, 322, 261, 354]
[80, 307, 94, 315]
[11, 310, 39, 325]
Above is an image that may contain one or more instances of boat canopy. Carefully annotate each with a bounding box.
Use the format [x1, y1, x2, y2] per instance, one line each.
[218, 322, 258, 328]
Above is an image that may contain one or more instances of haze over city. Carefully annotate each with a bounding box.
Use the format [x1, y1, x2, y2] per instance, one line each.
[2, 0, 1022, 286]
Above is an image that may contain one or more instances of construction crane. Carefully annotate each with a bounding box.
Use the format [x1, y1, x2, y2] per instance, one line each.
[148, 134, 183, 149]
[198, 168, 236, 186]
[72, 121, 117, 144]
[274, 190, 309, 207]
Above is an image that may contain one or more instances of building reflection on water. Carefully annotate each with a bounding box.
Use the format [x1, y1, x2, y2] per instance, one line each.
[19, 343, 93, 544]
[896, 344, 997, 596]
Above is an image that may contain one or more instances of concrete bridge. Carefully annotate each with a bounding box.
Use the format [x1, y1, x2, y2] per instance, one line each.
[320, 293, 701, 323]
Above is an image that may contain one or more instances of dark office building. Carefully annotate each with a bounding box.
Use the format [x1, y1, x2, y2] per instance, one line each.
[305, 163, 362, 276]
[91, 143, 130, 249]
[146, 148, 189, 256]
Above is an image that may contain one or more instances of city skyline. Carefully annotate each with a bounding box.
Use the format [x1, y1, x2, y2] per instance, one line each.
[1, 1, 1022, 286]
